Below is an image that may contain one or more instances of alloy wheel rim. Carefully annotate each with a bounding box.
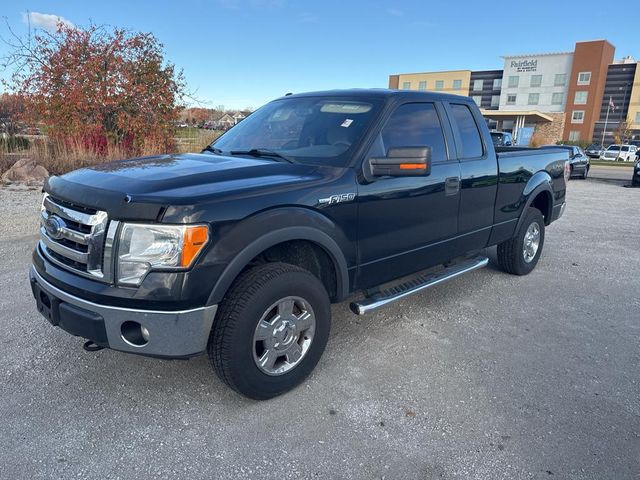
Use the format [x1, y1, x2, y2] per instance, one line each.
[523, 222, 540, 263]
[252, 296, 316, 376]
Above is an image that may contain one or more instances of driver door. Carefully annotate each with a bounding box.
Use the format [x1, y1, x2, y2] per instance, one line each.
[355, 102, 461, 289]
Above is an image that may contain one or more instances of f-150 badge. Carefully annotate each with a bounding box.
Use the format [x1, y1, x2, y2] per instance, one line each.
[317, 193, 356, 206]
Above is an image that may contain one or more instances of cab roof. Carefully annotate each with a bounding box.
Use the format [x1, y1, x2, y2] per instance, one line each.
[275, 88, 475, 104]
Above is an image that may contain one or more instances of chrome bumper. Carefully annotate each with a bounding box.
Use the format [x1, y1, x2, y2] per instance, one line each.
[30, 266, 217, 358]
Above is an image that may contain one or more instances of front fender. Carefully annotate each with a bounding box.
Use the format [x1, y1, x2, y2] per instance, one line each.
[204, 207, 352, 305]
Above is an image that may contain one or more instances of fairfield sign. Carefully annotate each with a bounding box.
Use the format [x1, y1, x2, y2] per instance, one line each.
[510, 59, 538, 72]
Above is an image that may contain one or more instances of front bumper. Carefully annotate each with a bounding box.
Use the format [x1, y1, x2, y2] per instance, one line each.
[30, 266, 217, 358]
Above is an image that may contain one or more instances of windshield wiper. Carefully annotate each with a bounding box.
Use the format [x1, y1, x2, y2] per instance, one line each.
[229, 148, 296, 164]
[201, 145, 223, 155]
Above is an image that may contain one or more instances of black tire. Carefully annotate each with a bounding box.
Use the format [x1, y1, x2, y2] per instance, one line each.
[208, 262, 331, 400]
[582, 166, 589, 179]
[497, 208, 545, 275]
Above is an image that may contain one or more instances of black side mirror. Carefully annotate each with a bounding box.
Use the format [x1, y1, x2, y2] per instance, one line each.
[369, 146, 431, 177]
[504, 140, 512, 146]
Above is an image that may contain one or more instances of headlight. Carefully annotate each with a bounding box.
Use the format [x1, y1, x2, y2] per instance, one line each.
[117, 223, 209, 286]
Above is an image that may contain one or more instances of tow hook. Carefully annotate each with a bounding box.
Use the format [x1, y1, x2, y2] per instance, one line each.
[83, 340, 105, 352]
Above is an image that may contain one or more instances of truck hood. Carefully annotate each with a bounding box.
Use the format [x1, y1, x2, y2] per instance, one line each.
[46, 153, 333, 220]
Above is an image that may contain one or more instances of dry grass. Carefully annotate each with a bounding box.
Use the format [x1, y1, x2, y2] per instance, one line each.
[0, 129, 224, 176]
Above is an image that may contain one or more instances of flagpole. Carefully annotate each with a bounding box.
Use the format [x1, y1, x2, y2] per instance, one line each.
[601, 98, 611, 147]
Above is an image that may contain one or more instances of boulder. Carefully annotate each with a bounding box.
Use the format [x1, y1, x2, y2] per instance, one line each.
[1, 158, 49, 185]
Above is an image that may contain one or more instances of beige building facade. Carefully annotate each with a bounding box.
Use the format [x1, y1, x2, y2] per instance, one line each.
[389, 70, 471, 97]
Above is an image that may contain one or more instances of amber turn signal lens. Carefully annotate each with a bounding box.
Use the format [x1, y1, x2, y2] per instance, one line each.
[180, 225, 209, 267]
[399, 163, 426, 170]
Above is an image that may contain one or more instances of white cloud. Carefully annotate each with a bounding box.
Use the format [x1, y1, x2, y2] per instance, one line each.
[386, 8, 404, 16]
[22, 12, 75, 32]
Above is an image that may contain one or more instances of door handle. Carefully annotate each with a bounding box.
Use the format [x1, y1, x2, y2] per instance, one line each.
[445, 177, 460, 195]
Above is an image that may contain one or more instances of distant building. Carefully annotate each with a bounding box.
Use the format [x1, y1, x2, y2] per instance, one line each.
[388, 39, 639, 145]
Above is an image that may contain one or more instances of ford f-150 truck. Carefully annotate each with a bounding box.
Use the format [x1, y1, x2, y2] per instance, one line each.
[30, 89, 569, 399]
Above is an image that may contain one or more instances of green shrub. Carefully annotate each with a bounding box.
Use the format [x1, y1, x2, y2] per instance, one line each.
[0, 136, 30, 152]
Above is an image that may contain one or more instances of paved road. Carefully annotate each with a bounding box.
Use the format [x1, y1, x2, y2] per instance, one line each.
[588, 164, 634, 184]
[1, 181, 639, 479]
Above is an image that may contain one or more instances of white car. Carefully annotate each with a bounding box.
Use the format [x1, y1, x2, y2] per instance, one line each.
[600, 144, 638, 162]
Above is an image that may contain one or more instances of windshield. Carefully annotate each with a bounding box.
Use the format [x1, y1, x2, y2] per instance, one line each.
[210, 96, 383, 166]
[607, 145, 621, 151]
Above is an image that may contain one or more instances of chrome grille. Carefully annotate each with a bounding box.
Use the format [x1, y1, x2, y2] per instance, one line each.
[39, 194, 118, 282]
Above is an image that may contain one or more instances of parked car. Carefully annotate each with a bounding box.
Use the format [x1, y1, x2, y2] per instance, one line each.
[584, 143, 604, 159]
[540, 144, 590, 179]
[30, 89, 569, 399]
[632, 158, 640, 187]
[490, 130, 513, 147]
[600, 144, 638, 162]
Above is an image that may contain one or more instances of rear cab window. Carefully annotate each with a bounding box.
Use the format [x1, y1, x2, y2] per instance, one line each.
[449, 103, 484, 159]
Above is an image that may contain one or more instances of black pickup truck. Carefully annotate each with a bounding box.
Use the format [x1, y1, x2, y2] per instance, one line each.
[30, 89, 569, 399]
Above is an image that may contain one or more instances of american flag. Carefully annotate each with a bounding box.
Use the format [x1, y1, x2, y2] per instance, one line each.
[609, 96, 616, 111]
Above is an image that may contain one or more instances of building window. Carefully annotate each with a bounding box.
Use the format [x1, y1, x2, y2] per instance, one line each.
[491, 95, 500, 107]
[435, 80, 444, 90]
[471, 95, 482, 106]
[418, 81, 427, 91]
[508, 76, 519, 88]
[574, 91, 588, 104]
[554, 74, 567, 86]
[493, 78, 502, 89]
[530, 75, 542, 87]
[473, 79, 483, 91]
[552, 92, 564, 105]
[577, 72, 591, 85]
[402, 81, 411, 90]
[453, 79, 462, 90]
[568, 131, 581, 141]
[506, 94, 517, 105]
[571, 111, 585, 123]
[528, 93, 539, 105]
[636, 112, 640, 124]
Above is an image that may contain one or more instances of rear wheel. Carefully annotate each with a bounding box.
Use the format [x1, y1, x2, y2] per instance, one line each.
[497, 208, 545, 275]
[208, 262, 331, 400]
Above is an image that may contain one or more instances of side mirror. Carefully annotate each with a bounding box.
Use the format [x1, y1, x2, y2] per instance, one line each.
[504, 140, 513, 146]
[369, 146, 431, 177]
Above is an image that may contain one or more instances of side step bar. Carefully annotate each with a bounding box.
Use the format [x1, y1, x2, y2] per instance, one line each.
[349, 256, 489, 315]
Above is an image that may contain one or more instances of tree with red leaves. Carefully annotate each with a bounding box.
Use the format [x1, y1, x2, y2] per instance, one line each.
[2, 21, 186, 155]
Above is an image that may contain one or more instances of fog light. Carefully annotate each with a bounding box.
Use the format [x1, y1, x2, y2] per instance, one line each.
[121, 321, 149, 347]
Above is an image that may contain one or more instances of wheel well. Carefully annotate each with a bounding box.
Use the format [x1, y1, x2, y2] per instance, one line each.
[530, 191, 552, 225]
[247, 240, 338, 300]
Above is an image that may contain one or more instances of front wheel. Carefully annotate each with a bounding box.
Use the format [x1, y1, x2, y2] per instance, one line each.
[582, 166, 589, 179]
[208, 262, 331, 400]
[497, 208, 545, 275]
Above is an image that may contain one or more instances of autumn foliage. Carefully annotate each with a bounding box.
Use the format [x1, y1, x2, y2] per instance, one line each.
[7, 23, 186, 156]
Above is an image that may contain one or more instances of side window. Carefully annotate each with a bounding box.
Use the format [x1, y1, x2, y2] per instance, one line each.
[376, 103, 447, 162]
[449, 103, 483, 159]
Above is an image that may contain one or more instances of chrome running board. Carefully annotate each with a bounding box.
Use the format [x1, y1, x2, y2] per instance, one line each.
[349, 256, 489, 315]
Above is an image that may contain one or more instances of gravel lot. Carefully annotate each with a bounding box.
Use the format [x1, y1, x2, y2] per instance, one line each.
[0, 179, 638, 480]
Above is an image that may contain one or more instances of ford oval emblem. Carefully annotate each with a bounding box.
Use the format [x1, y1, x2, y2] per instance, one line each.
[44, 215, 66, 240]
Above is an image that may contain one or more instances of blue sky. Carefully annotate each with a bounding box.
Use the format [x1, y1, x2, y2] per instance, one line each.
[1, 0, 638, 109]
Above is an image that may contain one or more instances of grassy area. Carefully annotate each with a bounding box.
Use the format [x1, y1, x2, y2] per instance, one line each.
[590, 160, 635, 167]
[174, 128, 223, 153]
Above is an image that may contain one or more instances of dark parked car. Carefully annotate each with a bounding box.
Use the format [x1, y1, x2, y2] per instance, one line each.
[30, 89, 569, 399]
[632, 159, 640, 186]
[585, 143, 604, 159]
[541, 144, 590, 179]
[490, 130, 513, 147]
